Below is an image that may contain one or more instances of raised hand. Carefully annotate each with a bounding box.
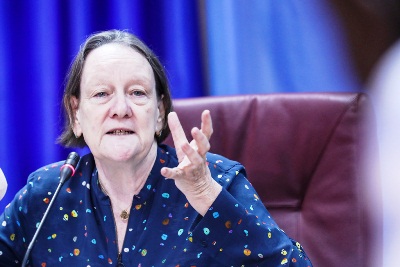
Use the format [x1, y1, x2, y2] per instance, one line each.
[160, 110, 222, 216]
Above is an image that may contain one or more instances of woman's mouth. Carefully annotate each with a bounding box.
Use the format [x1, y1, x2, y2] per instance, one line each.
[107, 130, 134, 135]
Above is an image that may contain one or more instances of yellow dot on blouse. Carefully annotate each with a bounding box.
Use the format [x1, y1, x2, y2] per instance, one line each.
[244, 249, 251, 256]
[73, 249, 80, 256]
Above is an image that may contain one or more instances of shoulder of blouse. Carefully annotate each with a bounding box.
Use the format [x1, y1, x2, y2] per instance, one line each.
[206, 152, 246, 189]
[25, 153, 95, 192]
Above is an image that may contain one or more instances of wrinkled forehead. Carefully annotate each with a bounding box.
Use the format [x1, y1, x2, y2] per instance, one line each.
[81, 43, 156, 86]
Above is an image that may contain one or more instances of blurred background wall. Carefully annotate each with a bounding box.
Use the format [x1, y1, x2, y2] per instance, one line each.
[0, 0, 399, 264]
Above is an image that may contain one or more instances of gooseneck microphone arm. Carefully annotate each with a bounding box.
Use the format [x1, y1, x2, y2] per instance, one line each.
[21, 152, 80, 267]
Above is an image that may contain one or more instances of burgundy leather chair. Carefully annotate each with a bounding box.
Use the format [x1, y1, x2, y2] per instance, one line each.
[165, 93, 381, 267]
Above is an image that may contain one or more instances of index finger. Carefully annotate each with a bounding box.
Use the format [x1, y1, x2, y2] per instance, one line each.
[200, 110, 213, 140]
[168, 112, 189, 161]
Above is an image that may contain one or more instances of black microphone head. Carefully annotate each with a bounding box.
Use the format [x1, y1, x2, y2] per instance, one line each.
[64, 152, 80, 168]
[59, 152, 80, 184]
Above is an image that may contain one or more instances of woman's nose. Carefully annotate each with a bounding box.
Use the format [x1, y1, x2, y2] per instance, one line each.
[110, 93, 133, 118]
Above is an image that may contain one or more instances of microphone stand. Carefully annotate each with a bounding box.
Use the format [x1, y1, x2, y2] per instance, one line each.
[21, 152, 80, 266]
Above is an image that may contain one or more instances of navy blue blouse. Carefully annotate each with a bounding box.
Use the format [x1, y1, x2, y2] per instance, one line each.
[0, 144, 312, 266]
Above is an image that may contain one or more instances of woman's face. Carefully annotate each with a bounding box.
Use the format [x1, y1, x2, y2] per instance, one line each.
[71, 43, 164, 163]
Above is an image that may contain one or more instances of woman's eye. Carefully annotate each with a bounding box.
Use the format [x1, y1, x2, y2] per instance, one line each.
[94, 92, 107, 98]
[131, 90, 145, 97]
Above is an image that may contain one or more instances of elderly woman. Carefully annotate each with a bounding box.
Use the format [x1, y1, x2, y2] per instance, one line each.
[0, 30, 312, 266]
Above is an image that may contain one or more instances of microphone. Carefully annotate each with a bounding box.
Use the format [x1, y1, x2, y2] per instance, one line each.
[21, 152, 80, 266]
[0, 168, 7, 200]
[59, 151, 80, 184]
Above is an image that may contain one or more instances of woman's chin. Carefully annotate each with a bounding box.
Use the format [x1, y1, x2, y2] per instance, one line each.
[109, 151, 135, 162]
[97, 147, 136, 163]
[94, 140, 157, 163]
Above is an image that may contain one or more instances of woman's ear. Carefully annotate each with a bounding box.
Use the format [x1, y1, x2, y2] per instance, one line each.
[156, 95, 166, 133]
[70, 96, 82, 137]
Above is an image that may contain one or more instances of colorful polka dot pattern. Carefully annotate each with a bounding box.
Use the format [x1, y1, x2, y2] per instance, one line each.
[0, 144, 312, 266]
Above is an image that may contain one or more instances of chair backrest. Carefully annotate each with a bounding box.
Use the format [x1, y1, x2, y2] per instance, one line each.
[164, 92, 380, 267]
